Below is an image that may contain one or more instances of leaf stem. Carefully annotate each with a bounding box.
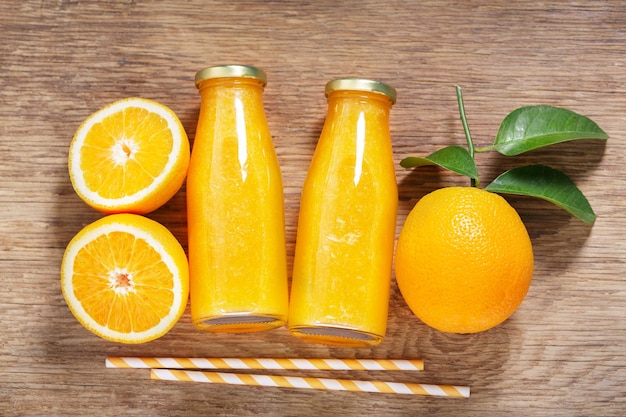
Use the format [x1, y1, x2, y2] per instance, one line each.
[474, 145, 493, 153]
[455, 85, 477, 186]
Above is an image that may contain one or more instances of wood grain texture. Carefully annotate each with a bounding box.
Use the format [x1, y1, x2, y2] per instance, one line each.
[1, 0, 625, 415]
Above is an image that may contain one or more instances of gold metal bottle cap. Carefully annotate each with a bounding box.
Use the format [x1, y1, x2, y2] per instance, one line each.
[325, 78, 397, 104]
[195, 65, 267, 88]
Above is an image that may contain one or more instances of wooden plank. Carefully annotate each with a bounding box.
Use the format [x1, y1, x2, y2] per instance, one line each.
[1, 0, 625, 415]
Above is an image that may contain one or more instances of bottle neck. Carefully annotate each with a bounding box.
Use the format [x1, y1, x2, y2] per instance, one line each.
[325, 90, 392, 136]
[196, 77, 267, 134]
[326, 90, 392, 124]
[327, 90, 394, 107]
[193, 76, 271, 159]
[314, 89, 395, 189]
[197, 77, 266, 100]
[314, 89, 394, 177]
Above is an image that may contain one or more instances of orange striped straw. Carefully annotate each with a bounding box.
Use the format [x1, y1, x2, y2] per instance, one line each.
[106, 357, 424, 372]
[150, 369, 470, 398]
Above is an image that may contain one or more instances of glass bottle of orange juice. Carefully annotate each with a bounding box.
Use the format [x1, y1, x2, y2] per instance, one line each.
[187, 65, 288, 332]
[288, 78, 398, 347]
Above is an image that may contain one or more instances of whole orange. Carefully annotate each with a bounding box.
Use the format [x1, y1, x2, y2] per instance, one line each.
[394, 186, 534, 333]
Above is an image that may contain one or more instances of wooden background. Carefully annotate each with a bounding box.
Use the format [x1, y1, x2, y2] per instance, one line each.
[1, 1, 624, 415]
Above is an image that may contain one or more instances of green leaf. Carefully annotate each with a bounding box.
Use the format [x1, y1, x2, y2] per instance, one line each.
[484, 164, 596, 224]
[400, 145, 479, 182]
[487, 106, 608, 156]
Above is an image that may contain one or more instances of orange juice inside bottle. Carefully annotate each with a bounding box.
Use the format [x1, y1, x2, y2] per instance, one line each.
[187, 65, 288, 332]
[288, 78, 398, 347]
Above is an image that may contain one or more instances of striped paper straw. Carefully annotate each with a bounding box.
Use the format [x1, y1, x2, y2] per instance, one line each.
[106, 357, 424, 372]
[150, 369, 470, 398]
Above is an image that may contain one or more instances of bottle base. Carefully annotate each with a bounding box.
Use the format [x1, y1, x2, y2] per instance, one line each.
[289, 324, 383, 347]
[194, 313, 286, 333]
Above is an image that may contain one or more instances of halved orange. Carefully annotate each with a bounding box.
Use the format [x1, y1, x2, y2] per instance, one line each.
[61, 213, 189, 344]
[68, 98, 190, 214]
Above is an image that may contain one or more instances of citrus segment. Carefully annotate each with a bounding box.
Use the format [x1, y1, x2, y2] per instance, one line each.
[61, 214, 189, 343]
[395, 187, 534, 334]
[69, 98, 190, 214]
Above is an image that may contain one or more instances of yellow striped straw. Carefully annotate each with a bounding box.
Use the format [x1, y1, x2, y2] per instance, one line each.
[150, 369, 470, 398]
[106, 357, 424, 372]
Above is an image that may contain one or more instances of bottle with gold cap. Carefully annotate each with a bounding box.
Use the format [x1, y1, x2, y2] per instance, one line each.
[288, 77, 398, 347]
[187, 65, 288, 332]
